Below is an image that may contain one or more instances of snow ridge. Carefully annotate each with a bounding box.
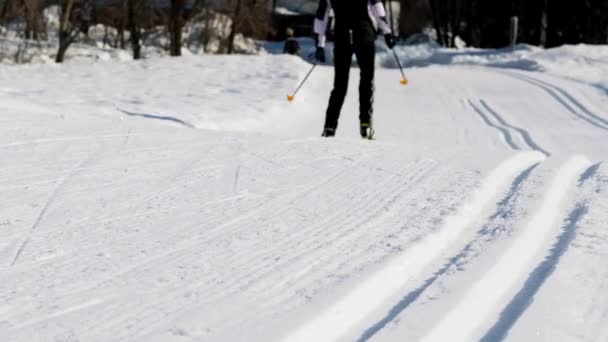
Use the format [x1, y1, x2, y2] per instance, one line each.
[420, 155, 592, 342]
[283, 152, 546, 342]
[505, 72, 608, 131]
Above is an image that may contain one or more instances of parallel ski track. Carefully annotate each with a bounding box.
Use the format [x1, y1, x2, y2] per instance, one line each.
[504, 72, 608, 131]
[469, 99, 520, 151]
[358, 161, 541, 342]
[283, 152, 546, 342]
[420, 155, 592, 342]
[479, 100, 550, 156]
[481, 178, 596, 341]
[469, 99, 550, 156]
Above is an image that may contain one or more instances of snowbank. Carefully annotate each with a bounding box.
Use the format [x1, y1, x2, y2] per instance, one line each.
[380, 43, 608, 93]
[263, 39, 608, 95]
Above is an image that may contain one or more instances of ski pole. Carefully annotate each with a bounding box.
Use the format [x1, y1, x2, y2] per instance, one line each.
[287, 62, 317, 102]
[392, 50, 409, 85]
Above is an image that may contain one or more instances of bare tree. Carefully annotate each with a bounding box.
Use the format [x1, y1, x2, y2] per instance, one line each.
[1, 0, 43, 39]
[0, 0, 7, 19]
[55, 0, 91, 63]
[124, 0, 155, 60]
[23, 0, 43, 40]
[169, 0, 184, 56]
[56, 0, 76, 63]
[428, 0, 446, 45]
[117, 0, 126, 49]
[127, 0, 141, 59]
[226, 0, 271, 54]
[191, 1, 232, 53]
[1, 0, 13, 22]
[399, 0, 431, 38]
[226, 0, 241, 54]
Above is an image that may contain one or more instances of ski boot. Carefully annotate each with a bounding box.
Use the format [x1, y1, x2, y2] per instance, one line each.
[360, 123, 375, 140]
[322, 127, 336, 138]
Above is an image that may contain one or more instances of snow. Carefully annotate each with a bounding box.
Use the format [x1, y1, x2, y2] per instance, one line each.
[1, 40, 608, 342]
[265, 39, 608, 95]
[382, 43, 608, 90]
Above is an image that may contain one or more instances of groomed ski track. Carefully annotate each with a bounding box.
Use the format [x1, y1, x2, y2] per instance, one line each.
[1, 55, 607, 342]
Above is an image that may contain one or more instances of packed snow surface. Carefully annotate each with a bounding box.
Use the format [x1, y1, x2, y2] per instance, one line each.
[1, 44, 608, 342]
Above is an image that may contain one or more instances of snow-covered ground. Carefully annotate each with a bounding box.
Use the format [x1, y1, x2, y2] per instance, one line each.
[1, 43, 607, 342]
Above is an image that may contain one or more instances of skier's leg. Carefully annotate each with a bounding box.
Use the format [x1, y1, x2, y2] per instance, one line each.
[324, 38, 353, 130]
[354, 26, 376, 127]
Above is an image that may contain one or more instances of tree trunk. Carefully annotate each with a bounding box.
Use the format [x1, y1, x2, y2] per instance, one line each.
[23, 0, 40, 40]
[103, 25, 108, 48]
[443, 5, 451, 47]
[32, 0, 40, 40]
[227, 0, 242, 54]
[24, 0, 31, 39]
[169, 0, 184, 56]
[118, 2, 126, 51]
[128, 0, 141, 59]
[429, 0, 445, 46]
[463, 0, 475, 46]
[118, 25, 125, 49]
[540, 0, 548, 47]
[56, 39, 69, 63]
[449, 0, 463, 47]
[56, 0, 75, 63]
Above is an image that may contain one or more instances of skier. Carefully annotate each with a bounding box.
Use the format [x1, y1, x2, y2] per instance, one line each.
[314, 0, 397, 139]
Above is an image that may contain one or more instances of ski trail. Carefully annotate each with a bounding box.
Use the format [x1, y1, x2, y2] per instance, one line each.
[480, 204, 589, 341]
[468, 99, 520, 151]
[504, 72, 608, 131]
[0, 238, 20, 267]
[520, 76, 608, 127]
[469, 98, 550, 157]
[420, 155, 592, 342]
[11, 298, 108, 330]
[357, 162, 540, 342]
[0, 133, 142, 149]
[479, 162, 601, 341]
[282, 152, 546, 342]
[9, 154, 91, 267]
[479, 100, 551, 157]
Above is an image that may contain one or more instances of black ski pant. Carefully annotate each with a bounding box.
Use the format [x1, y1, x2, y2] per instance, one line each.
[324, 23, 376, 130]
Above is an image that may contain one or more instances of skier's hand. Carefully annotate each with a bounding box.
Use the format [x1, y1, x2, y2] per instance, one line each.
[315, 47, 326, 63]
[384, 33, 397, 49]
